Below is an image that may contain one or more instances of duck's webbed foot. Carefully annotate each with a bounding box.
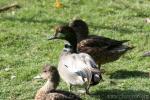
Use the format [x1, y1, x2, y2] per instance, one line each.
[98, 64, 101, 69]
[98, 64, 105, 81]
[85, 85, 90, 95]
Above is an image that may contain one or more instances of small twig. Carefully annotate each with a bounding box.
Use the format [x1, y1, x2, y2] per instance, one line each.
[0, 2, 21, 13]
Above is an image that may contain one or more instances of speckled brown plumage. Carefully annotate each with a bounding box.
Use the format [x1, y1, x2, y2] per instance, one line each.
[77, 36, 132, 65]
[35, 65, 81, 100]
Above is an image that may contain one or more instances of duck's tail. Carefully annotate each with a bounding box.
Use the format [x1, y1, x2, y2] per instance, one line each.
[114, 39, 135, 53]
[111, 45, 135, 53]
[121, 40, 130, 43]
[90, 73, 102, 86]
[90, 68, 102, 86]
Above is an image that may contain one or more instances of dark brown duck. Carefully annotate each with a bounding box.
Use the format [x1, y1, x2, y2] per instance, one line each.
[69, 19, 134, 67]
[48, 25, 102, 86]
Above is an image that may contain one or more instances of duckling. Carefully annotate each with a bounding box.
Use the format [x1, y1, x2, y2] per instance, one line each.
[69, 19, 134, 68]
[35, 64, 81, 100]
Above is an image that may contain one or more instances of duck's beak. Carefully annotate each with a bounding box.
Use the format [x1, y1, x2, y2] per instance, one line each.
[48, 32, 65, 40]
[48, 35, 57, 40]
[33, 74, 42, 79]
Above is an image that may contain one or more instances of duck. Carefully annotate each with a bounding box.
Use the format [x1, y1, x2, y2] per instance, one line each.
[35, 64, 81, 100]
[69, 19, 134, 68]
[48, 29, 102, 94]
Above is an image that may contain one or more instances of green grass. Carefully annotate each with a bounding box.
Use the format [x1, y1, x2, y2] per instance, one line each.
[0, 0, 150, 100]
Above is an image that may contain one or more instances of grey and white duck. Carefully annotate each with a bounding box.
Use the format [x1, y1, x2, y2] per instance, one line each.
[48, 28, 102, 94]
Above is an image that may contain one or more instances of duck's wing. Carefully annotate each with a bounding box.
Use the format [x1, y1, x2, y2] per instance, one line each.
[78, 53, 101, 85]
[90, 35, 129, 46]
[77, 36, 133, 65]
[78, 35, 129, 49]
[79, 53, 100, 73]
[77, 36, 132, 57]
[59, 54, 92, 84]
[77, 38, 109, 56]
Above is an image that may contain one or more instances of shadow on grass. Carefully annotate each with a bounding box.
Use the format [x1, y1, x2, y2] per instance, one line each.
[110, 70, 150, 79]
[0, 16, 64, 24]
[91, 89, 150, 100]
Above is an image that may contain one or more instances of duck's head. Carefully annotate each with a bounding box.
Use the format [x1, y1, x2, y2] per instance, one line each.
[69, 19, 89, 36]
[41, 65, 58, 80]
[63, 42, 74, 53]
[48, 25, 77, 52]
[48, 25, 77, 42]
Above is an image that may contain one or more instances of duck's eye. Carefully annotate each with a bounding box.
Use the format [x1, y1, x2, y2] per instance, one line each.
[65, 45, 68, 48]
[65, 44, 72, 48]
